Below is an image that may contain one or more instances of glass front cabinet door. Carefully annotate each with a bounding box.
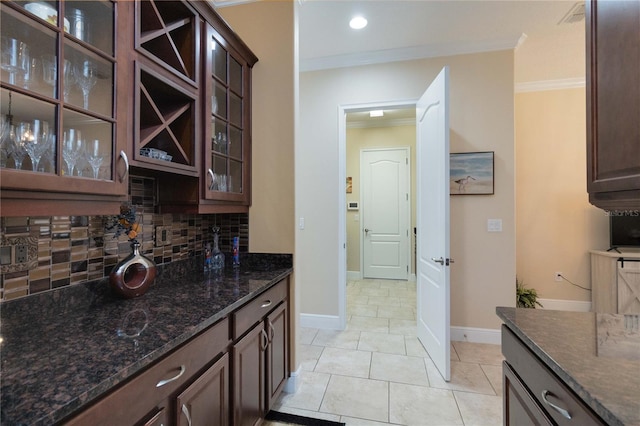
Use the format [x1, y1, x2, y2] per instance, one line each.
[203, 23, 254, 206]
[0, 0, 127, 215]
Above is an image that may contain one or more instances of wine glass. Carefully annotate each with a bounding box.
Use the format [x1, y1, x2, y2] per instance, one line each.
[0, 115, 12, 167]
[1, 38, 30, 86]
[73, 59, 97, 109]
[8, 125, 27, 170]
[43, 57, 74, 102]
[23, 119, 51, 172]
[84, 139, 104, 179]
[63, 129, 83, 176]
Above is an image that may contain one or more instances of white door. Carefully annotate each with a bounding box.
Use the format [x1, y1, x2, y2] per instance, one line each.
[416, 67, 451, 381]
[361, 148, 410, 280]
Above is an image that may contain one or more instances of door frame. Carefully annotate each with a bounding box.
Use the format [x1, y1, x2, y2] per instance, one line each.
[359, 147, 411, 281]
[338, 99, 418, 329]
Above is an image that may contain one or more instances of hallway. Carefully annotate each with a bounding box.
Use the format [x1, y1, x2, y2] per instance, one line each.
[270, 279, 504, 425]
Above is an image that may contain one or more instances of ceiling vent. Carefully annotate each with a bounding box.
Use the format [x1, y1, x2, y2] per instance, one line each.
[558, 2, 586, 24]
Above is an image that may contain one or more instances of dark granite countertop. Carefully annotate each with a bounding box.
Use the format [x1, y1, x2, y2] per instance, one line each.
[1, 253, 293, 426]
[497, 307, 640, 426]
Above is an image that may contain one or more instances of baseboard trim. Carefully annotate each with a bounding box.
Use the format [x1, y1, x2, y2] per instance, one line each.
[300, 313, 343, 330]
[284, 365, 301, 394]
[451, 326, 501, 345]
[538, 298, 592, 312]
[347, 271, 362, 281]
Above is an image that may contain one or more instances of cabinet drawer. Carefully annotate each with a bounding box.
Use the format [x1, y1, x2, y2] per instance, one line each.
[64, 318, 230, 426]
[232, 279, 287, 340]
[502, 326, 604, 426]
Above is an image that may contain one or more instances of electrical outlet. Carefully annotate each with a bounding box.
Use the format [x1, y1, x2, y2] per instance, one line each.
[15, 244, 28, 264]
[555, 272, 563, 282]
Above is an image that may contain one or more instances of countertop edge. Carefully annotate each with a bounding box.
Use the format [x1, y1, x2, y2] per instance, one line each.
[495, 307, 622, 426]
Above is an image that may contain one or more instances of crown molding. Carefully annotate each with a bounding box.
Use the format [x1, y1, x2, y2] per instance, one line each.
[515, 77, 585, 93]
[300, 36, 521, 72]
[208, 0, 259, 8]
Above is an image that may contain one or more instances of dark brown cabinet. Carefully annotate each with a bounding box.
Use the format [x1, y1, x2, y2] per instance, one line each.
[232, 278, 290, 426]
[586, 0, 640, 210]
[501, 326, 605, 426]
[0, 0, 129, 216]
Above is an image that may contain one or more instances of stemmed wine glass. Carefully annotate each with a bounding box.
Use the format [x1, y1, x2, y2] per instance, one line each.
[8, 125, 27, 170]
[84, 139, 104, 179]
[63, 129, 83, 176]
[0, 114, 10, 167]
[1, 38, 30, 86]
[73, 59, 97, 110]
[23, 119, 52, 172]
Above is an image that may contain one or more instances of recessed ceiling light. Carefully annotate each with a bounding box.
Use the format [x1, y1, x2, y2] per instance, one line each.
[369, 110, 384, 118]
[349, 16, 367, 30]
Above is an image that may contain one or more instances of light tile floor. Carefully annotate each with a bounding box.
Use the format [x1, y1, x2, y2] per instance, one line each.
[267, 279, 505, 426]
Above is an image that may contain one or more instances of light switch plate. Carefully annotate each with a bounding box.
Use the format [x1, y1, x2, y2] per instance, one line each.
[155, 226, 172, 247]
[487, 219, 503, 232]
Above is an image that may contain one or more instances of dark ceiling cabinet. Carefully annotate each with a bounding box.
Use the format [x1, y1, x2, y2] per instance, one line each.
[0, 0, 257, 216]
[586, 0, 640, 211]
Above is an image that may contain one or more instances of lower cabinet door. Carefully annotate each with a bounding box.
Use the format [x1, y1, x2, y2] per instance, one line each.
[139, 407, 168, 426]
[233, 324, 266, 426]
[503, 361, 553, 426]
[175, 353, 230, 426]
[266, 302, 288, 410]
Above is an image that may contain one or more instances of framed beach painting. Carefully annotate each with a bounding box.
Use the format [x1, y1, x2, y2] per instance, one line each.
[450, 151, 494, 195]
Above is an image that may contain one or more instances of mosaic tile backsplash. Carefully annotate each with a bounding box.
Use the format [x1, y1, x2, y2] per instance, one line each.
[0, 176, 249, 302]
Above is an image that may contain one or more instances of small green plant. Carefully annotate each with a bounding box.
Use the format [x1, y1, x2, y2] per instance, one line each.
[516, 277, 543, 308]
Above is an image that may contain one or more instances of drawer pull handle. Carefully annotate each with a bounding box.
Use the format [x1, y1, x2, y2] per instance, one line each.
[261, 300, 272, 308]
[181, 403, 192, 426]
[541, 390, 572, 420]
[156, 365, 186, 388]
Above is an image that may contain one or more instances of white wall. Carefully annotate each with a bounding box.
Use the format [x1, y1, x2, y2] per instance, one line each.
[299, 50, 516, 330]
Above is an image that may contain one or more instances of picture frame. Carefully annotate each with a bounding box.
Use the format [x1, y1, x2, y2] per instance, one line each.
[450, 151, 494, 195]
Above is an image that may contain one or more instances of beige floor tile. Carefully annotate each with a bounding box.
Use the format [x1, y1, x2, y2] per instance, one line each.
[405, 336, 429, 358]
[388, 319, 416, 336]
[312, 329, 361, 349]
[389, 382, 463, 425]
[377, 305, 416, 320]
[399, 298, 417, 310]
[346, 286, 362, 296]
[315, 347, 372, 378]
[454, 391, 503, 426]
[452, 341, 504, 365]
[346, 316, 390, 333]
[299, 327, 319, 345]
[370, 352, 429, 386]
[298, 344, 324, 371]
[348, 304, 379, 318]
[388, 288, 416, 298]
[348, 295, 370, 305]
[360, 287, 391, 297]
[379, 280, 410, 290]
[341, 416, 395, 425]
[368, 295, 401, 306]
[358, 331, 407, 355]
[320, 375, 389, 422]
[451, 343, 460, 361]
[426, 359, 497, 395]
[481, 363, 503, 396]
[353, 280, 382, 289]
[277, 370, 331, 411]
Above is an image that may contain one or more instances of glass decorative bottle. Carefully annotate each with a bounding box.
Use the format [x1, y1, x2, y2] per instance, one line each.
[109, 242, 156, 298]
[211, 227, 225, 271]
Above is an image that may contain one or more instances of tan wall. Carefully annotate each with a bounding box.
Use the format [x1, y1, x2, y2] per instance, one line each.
[515, 88, 608, 302]
[346, 125, 416, 275]
[217, 2, 295, 255]
[300, 50, 516, 330]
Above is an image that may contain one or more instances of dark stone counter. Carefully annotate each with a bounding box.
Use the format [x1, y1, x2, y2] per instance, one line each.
[497, 307, 640, 426]
[0, 253, 293, 426]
